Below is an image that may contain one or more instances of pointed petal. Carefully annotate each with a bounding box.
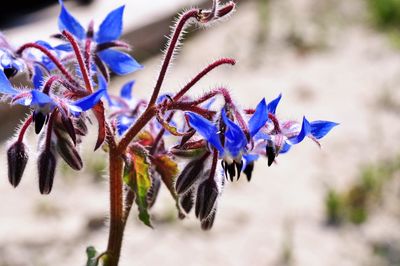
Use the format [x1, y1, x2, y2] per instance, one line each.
[33, 65, 44, 90]
[120, 80, 135, 100]
[279, 141, 292, 154]
[58, 0, 86, 40]
[72, 89, 106, 112]
[117, 116, 135, 135]
[186, 112, 224, 154]
[98, 49, 143, 75]
[0, 70, 18, 95]
[54, 43, 73, 52]
[288, 116, 311, 145]
[248, 98, 268, 137]
[267, 93, 282, 114]
[96, 6, 125, 44]
[222, 109, 247, 157]
[310, 120, 339, 139]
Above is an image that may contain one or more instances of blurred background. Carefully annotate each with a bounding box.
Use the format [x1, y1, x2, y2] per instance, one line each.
[1, 0, 400, 265]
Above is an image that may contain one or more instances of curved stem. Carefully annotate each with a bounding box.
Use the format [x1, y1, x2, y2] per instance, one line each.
[16, 43, 77, 86]
[173, 58, 235, 101]
[148, 9, 198, 106]
[63, 31, 93, 93]
[17, 115, 33, 143]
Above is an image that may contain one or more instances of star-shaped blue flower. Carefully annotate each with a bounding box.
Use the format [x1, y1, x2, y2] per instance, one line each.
[58, 0, 142, 75]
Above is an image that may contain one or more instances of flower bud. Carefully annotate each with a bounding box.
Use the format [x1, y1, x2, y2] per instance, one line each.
[38, 149, 57, 194]
[201, 210, 216, 230]
[175, 157, 206, 195]
[56, 137, 83, 171]
[195, 178, 219, 221]
[147, 174, 161, 208]
[180, 189, 194, 214]
[7, 141, 28, 187]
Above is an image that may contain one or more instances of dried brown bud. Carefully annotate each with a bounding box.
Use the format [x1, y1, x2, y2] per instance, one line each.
[147, 174, 161, 208]
[201, 210, 216, 230]
[7, 141, 28, 187]
[38, 149, 57, 194]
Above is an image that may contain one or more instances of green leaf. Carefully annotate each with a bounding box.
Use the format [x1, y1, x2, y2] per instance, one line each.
[126, 144, 153, 227]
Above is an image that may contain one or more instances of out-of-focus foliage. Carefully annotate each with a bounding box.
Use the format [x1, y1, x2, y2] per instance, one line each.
[325, 154, 400, 225]
[367, 0, 400, 29]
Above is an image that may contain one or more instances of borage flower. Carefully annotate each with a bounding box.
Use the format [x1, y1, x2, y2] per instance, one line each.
[58, 0, 142, 76]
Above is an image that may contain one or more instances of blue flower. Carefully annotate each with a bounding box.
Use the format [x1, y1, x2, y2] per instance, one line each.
[58, 0, 142, 75]
[0, 70, 106, 133]
[253, 94, 338, 165]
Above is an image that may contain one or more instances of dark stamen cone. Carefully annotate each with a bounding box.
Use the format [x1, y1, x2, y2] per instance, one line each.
[38, 149, 57, 194]
[180, 189, 194, 214]
[195, 178, 219, 220]
[266, 140, 276, 167]
[175, 158, 205, 195]
[243, 162, 254, 182]
[7, 141, 28, 187]
[34, 112, 47, 134]
[56, 137, 83, 171]
[235, 160, 243, 180]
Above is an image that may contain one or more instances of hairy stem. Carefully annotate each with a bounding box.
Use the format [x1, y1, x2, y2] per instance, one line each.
[173, 58, 235, 101]
[17, 115, 33, 143]
[148, 9, 198, 106]
[16, 43, 77, 86]
[63, 31, 93, 92]
[104, 144, 124, 266]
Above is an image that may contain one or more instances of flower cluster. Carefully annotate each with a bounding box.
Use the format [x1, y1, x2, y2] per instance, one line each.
[1, 1, 337, 262]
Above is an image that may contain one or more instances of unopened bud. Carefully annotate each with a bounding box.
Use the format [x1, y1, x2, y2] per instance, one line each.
[38, 149, 57, 194]
[175, 157, 206, 195]
[56, 137, 83, 171]
[195, 178, 219, 221]
[201, 209, 216, 230]
[180, 189, 194, 214]
[7, 141, 28, 187]
[147, 174, 161, 208]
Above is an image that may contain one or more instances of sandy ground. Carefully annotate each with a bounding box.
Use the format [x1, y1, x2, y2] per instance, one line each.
[1, 0, 400, 265]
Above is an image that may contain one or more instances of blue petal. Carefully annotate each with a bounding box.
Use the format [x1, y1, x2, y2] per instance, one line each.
[120, 80, 135, 100]
[96, 6, 125, 44]
[310, 120, 338, 139]
[31, 90, 56, 108]
[248, 98, 268, 137]
[0, 70, 18, 95]
[58, 0, 86, 40]
[54, 43, 73, 52]
[222, 109, 247, 157]
[279, 141, 292, 154]
[73, 88, 106, 111]
[243, 153, 259, 163]
[98, 49, 143, 75]
[186, 112, 224, 154]
[267, 93, 282, 114]
[35, 40, 54, 50]
[288, 117, 311, 145]
[33, 65, 44, 90]
[117, 115, 135, 135]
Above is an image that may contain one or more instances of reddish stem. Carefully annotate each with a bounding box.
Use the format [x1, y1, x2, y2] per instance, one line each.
[42, 75, 63, 94]
[16, 43, 76, 86]
[148, 9, 199, 106]
[17, 116, 33, 143]
[173, 58, 236, 101]
[63, 31, 93, 93]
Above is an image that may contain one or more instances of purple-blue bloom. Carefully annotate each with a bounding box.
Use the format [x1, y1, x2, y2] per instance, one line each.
[57, 0, 142, 75]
